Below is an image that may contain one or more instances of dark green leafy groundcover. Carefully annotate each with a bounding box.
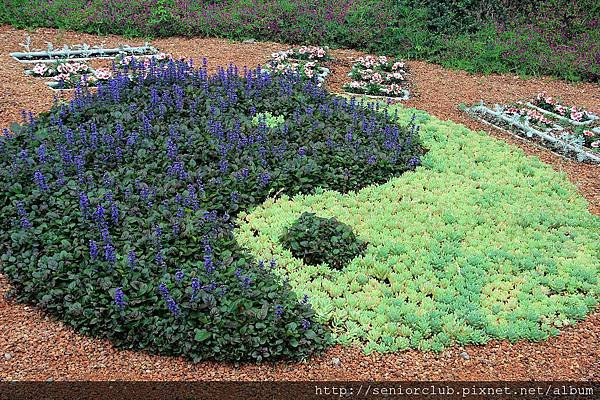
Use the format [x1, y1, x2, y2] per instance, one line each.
[0, 60, 422, 362]
[280, 212, 367, 270]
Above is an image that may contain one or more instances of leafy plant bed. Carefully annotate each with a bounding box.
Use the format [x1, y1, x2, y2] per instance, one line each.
[265, 48, 331, 86]
[278, 46, 332, 62]
[0, 62, 422, 362]
[11, 41, 158, 63]
[528, 92, 599, 126]
[465, 102, 600, 163]
[236, 105, 600, 354]
[343, 55, 410, 99]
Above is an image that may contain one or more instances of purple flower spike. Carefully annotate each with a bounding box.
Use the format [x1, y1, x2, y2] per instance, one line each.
[175, 269, 184, 283]
[89, 240, 99, 260]
[114, 287, 126, 310]
[33, 170, 49, 191]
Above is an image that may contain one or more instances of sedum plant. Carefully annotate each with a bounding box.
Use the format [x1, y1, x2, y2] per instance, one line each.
[236, 102, 600, 354]
[280, 212, 367, 270]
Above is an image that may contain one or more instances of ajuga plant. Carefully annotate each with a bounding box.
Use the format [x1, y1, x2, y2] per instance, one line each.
[0, 59, 422, 362]
[280, 212, 367, 270]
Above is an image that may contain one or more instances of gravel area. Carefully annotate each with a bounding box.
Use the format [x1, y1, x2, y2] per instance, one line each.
[0, 26, 598, 381]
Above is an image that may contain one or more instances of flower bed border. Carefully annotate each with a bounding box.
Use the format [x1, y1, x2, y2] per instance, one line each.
[526, 102, 599, 126]
[10, 45, 158, 64]
[341, 90, 410, 101]
[467, 103, 600, 163]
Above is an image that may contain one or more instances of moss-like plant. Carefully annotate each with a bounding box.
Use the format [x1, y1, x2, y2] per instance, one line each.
[236, 101, 600, 354]
[280, 212, 367, 270]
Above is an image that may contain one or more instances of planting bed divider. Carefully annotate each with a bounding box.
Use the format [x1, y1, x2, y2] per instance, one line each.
[10, 44, 158, 63]
[467, 103, 600, 163]
[526, 102, 599, 126]
[341, 90, 410, 101]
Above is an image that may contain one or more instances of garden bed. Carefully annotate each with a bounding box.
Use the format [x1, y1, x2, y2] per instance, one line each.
[1, 26, 599, 382]
[342, 55, 411, 100]
[10, 41, 158, 63]
[465, 100, 600, 164]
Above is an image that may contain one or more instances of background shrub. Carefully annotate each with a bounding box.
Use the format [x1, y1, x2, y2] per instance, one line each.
[0, 0, 598, 81]
[280, 212, 367, 270]
[0, 61, 421, 362]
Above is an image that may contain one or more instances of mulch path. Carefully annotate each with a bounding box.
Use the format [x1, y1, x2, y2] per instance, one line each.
[0, 26, 598, 381]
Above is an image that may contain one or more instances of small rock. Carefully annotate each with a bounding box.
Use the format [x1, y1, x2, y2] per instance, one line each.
[331, 357, 341, 366]
[359, 361, 368, 367]
[242, 39, 256, 44]
[460, 351, 470, 360]
[4, 353, 12, 361]
[46, 378, 53, 382]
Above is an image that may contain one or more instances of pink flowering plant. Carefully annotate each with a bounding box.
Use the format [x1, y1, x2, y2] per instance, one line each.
[467, 98, 600, 161]
[504, 106, 556, 130]
[28, 61, 92, 78]
[344, 55, 409, 98]
[115, 52, 177, 70]
[265, 52, 330, 86]
[50, 67, 113, 89]
[577, 128, 600, 151]
[532, 92, 597, 123]
[287, 46, 331, 61]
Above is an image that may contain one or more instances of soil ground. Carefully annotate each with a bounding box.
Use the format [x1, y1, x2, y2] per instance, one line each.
[0, 26, 598, 381]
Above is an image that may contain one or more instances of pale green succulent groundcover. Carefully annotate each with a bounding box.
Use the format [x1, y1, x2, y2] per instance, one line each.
[236, 103, 600, 354]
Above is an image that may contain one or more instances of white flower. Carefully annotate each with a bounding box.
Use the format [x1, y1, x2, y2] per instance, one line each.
[370, 73, 383, 84]
[57, 63, 75, 74]
[32, 63, 49, 76]
[378, 56, 388, 65]
[155, 52, 171, 61]
[591, 140, 600, 148]
[53, 73, 71, 82]
[570, 111, 583, 121]
[392, 61, 405, 70]
[94, 68, 113, 80]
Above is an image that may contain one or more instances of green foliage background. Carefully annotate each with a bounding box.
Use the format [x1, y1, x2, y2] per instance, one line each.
[236, 103, 600, 353]
[0, 0, 598, 81]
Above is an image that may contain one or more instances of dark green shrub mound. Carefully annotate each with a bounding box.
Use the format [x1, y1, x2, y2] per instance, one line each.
[280, 212, 367, 270]
[0, 60, 421, 362]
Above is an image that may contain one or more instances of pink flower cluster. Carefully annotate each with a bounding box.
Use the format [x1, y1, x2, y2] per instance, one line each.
[93, 67, 113, 80]
[344, 54, 409, 98]
[295, 46, 327, 60]
[533, 92, 592, 123]
[52, 66, 113, 89]
[267, 50, 329, 85]
[116, 53, 175, 69]
[271, 46, 329, 63]
[582, 130, 600, 148]
[30, 61, 91, 77]
[505, 107, 554, 127]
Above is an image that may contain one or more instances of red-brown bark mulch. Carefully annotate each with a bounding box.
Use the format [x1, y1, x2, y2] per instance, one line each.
[0, 26, 598, 381]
